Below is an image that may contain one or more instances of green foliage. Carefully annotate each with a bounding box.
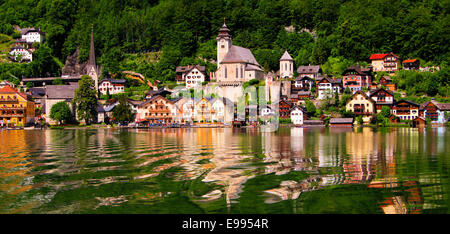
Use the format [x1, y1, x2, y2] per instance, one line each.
[50, 101, 72, 125]
[356, 115, 363, 125]
[380, 106, 391, 118]
[112, 95, 135, 124]
[305, 99, 316, 116]
[73, 75, 98, 124]
[52, 78, 63, 85]
[0, 0, 449, 89]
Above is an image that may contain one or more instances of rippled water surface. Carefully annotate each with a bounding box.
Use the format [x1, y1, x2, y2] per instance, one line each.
[0, 127, 449, 214]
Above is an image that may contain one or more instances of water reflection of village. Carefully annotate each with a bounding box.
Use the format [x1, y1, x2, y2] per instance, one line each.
[0, 127, 448, 213]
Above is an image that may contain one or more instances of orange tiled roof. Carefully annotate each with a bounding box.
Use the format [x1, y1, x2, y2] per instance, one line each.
[402, 59, 417, 63]
[0, 85, 18, 93]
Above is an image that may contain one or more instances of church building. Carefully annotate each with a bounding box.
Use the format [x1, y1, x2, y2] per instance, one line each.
[215, 22, 264, 83]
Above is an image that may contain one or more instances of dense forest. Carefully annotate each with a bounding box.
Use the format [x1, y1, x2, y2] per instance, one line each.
[0, 0, 449, 90]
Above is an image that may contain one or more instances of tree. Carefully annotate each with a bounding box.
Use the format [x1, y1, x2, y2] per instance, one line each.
[305, 100, 316, 116]
[112, 95, 135, 124]
[50, 101, 72, 125]
[73, 75, 98, 125]
[52, 78, 63, 85]
[380, 106, 391, 118]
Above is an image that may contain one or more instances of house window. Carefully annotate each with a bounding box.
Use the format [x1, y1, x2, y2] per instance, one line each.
[225, 67, 227, 79]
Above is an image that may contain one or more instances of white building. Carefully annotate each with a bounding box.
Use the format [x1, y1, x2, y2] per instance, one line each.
[317, 77, 342, 100]
[260, 105, 275, 117]
[290, 106, 305, 125]
[9, 46, 32, 62]
[279, 51, 294, 78]
[98, 78, 126, 95]
[184, 65, 206, 89]
[20, 28, 44, 44]
[182, 98, 198, 122]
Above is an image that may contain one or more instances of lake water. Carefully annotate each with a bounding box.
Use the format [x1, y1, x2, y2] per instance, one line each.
[0, 127, 449, 214]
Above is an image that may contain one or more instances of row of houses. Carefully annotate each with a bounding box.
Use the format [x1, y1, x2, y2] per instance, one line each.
[345, 89, 450, 124]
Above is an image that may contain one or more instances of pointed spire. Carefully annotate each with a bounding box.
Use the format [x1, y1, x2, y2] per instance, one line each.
[280, 50, 294, 61]
[217, 18, 231, 40]
[88, 24, 96, 66]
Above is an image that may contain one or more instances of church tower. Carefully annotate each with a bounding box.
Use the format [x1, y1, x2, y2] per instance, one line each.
[86, 25, 99, 91]
[280, 50, 294, 78]
[216, 20, 232, 69]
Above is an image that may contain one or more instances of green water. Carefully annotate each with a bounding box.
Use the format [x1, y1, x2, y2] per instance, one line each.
[0, 127, 449, 214]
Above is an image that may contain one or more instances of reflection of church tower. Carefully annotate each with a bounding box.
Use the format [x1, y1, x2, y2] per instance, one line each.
[86, 25, 99, 91]
[216, 20, 232, 69]
[279, 51, 294, 78]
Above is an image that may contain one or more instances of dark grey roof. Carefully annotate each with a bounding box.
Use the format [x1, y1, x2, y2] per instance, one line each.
[221, 45, 260, 66]
[297, 65, 321, 74]
[176, 65, 206, 74]
[99, 78, 126, 84]
[45, 84, 78, 99]
[28, 87, 46, 97]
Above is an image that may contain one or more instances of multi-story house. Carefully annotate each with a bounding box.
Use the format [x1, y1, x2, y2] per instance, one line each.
[317, 77, 342, 100]
[9, 46, 33, 62]
[195, 97, 213, 123]
[392, 100, 420, 121]
[181, 98, 198, 123]
[342, 66, 372, 93]
[137, 95, 175, 125]
[369, 52, 400, 73]
[296, 65, 321, 79]
[98, 78, 126, 95]
[278, 100, 293, 119]
[290, 105, 306, 126]
[419, 100, 450, 124]
[369, 88, 394, 113]
[20, 27, 44, 44]
[379, 76, 396, 92]
[175, 65, 207, 88]
[402, 59, 420, 70]
[293, 76, 315, 91]
[211, 97, 234, 123]
[0, 85, 35, 127]
[345, 90, 375, 123]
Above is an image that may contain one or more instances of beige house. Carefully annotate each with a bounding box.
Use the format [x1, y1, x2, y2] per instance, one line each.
[345, 90, 375, 124]
[136, 95, 176, 124]
[369, 53, 400, 73]
[215, 22, 264, 83]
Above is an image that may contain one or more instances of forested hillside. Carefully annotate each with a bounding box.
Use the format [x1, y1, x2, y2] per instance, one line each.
[0, 0, 449, 85]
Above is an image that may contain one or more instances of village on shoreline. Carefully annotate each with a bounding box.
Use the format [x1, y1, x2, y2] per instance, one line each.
[1, 22, 449, 131]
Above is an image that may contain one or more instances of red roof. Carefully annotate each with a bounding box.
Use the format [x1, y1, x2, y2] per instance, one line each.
[403, 59, 417, 63]
[369, 53, 398, 60]
[0, 85, 18, 93]
[0, 85, 29, 100]
[369, 54, 388, 60]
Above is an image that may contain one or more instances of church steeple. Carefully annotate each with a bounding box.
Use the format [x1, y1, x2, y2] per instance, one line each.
[88, 24, 96, 67]
[86, 24, 99, 91]
[217, 18, 232, 68]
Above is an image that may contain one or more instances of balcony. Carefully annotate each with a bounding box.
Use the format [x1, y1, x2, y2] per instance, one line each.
[0, 98, 19, 103]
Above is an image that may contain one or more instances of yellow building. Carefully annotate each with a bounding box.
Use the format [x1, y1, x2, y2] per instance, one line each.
[345, 90, 375, 124]
[195, 97, 213, 123]
[0, 85, 35, 127]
